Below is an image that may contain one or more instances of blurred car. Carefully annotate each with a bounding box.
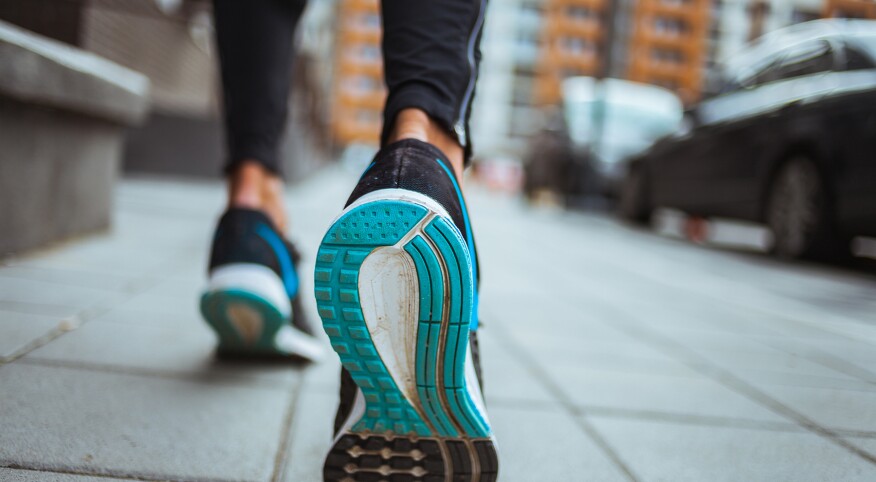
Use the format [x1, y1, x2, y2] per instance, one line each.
[620, 19, 876, 260]
[562, 77, 683, 197]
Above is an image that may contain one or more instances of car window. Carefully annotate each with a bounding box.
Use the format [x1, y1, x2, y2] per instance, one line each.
[843, 44, 876, 71]
[723, 56, 779, 92]
[774, 40, 835, 80]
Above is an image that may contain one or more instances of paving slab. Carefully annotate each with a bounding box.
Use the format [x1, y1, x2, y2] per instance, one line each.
[0, 468, 137, 482]
[475, 332, 559, 405]
[0, 311, 63, 361]
[0, 300, 81, 318]
[8, 236, 175, 277]
[548, 362, 787, 424]
[728, 367, 876, 394]
[0, 278, 116, 314]
[0, 363, 293, 481]
[672, 333, 854, 380]
[590, 417, 876, 481]
[23, 318, 309, 385]
[756, 384, 876, 432]
[769, 337, 876, 377]
[502, 327, 695, 377]
[3, 174, 876, 480]
[489, 406, 630, 481]
[105, 292, 204, 324]
[851, 438, 876, 457]
[281, 388, 337, 482]
[0, 264, 141, 293]
[82, 305, 202, 330]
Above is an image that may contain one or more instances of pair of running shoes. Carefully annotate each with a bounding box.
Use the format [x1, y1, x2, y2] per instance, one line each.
[200, 140, 498, 482]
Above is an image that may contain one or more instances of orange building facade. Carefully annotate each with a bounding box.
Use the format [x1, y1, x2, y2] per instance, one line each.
[331, 0, 384, 145]
[824, 0, 876, 18]
[533, 0, 607, 105]
[626, 0, 711, 105]
[533, 0, 713, 107]
[328, 0, 862, 148]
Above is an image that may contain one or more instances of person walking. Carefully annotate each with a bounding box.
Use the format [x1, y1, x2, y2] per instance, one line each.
[199, 1, 497, 480]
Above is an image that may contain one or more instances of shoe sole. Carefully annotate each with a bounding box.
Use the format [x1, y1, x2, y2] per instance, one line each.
[315, 190, 497, 482]
[201, 289, 287, 355]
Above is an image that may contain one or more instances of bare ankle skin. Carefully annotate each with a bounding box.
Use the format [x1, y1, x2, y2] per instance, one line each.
[387, 108, 465, 181]
[227, 161, 288, 232]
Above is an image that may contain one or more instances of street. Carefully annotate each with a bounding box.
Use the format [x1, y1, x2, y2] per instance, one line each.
[2, 168, 876, 481]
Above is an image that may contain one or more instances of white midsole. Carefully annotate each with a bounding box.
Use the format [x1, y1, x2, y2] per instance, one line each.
[274, 325, 324, 361]
[206, 263, 291, 318]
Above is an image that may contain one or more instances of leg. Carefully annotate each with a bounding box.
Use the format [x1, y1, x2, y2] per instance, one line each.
[319, 1, 497, 480]
[201, 0, 322, 362]
[214, 0, 306, 232]
[381, 0, 486, 179]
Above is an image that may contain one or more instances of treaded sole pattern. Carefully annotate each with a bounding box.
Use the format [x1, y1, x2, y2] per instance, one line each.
[200, 289, 285, 355]
[324, 434, 498, 482]
[315, 198, 496, 481]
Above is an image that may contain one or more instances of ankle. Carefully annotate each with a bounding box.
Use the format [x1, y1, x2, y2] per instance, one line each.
[388, 109, 465, 180]
[228, 161, 288, 232]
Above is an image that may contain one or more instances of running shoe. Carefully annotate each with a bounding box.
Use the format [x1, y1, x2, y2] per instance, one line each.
[315, 139, 498, 482]
[201, 208, 323, 361]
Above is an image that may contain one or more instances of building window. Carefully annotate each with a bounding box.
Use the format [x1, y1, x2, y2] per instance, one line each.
[566, 5, 595, 22]
[650, 47, 685, 65]
[558, 36, 596, 57]
[653, 16, 688, 36]
[342, 75, 381, 95]
[344, 44, 381, 63]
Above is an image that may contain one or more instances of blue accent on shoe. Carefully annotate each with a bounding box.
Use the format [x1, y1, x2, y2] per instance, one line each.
[435, 159, 480, 331]
[254, 223, 299, 298]
[315, 198, 490, 439]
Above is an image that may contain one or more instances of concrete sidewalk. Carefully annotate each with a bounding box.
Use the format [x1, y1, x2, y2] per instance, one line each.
[2, 168, 876, 481]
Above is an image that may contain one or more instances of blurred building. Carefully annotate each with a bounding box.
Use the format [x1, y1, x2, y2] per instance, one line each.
[626, 0, 711, 105]
[532, 0, 605, 106]
[470, 0, 544, 156]
[331, 0, 384, 146]
[824, 0, 876, 17]
[0, 0, 335, 180]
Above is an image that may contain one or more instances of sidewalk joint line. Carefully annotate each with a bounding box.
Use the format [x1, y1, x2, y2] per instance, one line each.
[270, 377, 305, 482]
[0, 462, 242, 482]
[490, 328, 641, 482]
[16, 357, 299, 391]
[599, 302, 876, 466]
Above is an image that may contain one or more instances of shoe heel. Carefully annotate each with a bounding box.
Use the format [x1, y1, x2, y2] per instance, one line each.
[201, 263, 290, 354]
[315, 193, 490, 438]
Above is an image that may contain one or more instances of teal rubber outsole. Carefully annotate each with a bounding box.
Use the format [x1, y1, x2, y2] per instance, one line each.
[315, 199, 490, 439]
[200, 289, 286, 355]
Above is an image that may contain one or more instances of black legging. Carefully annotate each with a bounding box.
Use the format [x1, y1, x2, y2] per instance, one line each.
[213, 0, 487, 177]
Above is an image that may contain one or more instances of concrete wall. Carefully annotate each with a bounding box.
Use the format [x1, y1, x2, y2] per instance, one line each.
[0, 20, 149, 256]
[0, 100, 122, 254]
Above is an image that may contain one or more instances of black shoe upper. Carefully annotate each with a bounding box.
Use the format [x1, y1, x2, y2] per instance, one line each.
[348, 139, 481, 293]
[208, 208, 314, 336]
[347, 139, 470, 245]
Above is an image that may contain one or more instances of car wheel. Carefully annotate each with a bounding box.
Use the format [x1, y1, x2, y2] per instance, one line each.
[618, 165, 652, 225]
[766, 157, 836, 259]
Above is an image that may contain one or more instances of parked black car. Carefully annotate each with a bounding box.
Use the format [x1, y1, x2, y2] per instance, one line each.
[620, 19, 876, 259]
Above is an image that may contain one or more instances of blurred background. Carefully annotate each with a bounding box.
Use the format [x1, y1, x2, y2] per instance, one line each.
[2, 0, 875, 263]
[2, 1, 876, 481]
